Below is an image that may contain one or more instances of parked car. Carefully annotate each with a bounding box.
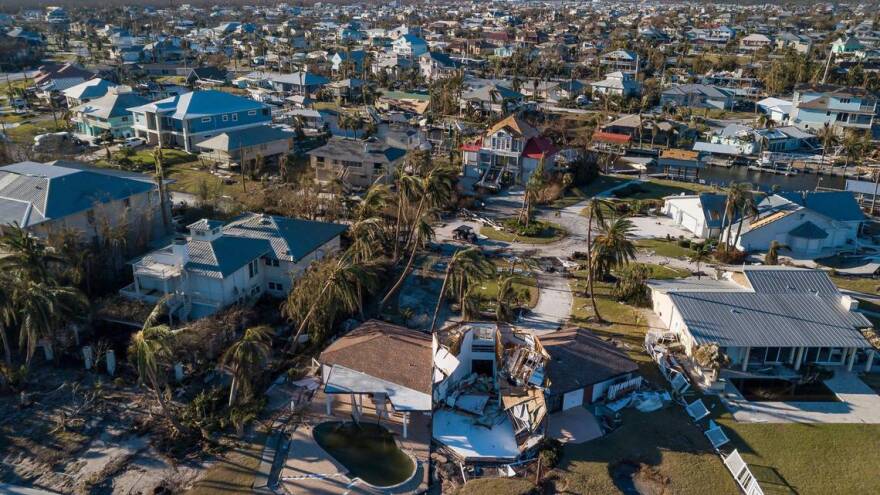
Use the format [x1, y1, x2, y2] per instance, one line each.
[120, 137, 146, 149]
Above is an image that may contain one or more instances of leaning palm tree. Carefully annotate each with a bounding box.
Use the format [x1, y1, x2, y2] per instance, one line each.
[765, 241, 788, 265]
[283, 253, 379, 354]
[584, 198, 612, 322]
[720, 182, 750, 249]
[129, 298, 187, 436]
[817, 122, 838, 168]
[430, 247, 495, 331]
[221, 325, 272, 407]
[381, 166, 456, 306]
[518, 157, 546, 227]
[732, 190, 758, 250]
[591, 217, 637, 282]
[153, 147, 170, 229]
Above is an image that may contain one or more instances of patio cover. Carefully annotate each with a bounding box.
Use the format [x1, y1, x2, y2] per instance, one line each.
[432, 409, 520, 461]
[324, 364, 432, 411]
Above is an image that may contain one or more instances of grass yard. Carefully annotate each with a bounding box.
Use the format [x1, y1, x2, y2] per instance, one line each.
[457, 478, 537, 495]
[636, 238, 696, 259]
[644, 263, 692, 279]
[713, 419, 880, 495]
[472, 273, 540, 308]
[102, 149, 199, 170]
[612, 178, 715, 201]
[552, 175, 632, 208]
[557, 407, 738, 495]
[187, 433, 267, 495]
[480, 221, 567, 245]
[3, 121, 65, 145]
[829, 275, 880, 296]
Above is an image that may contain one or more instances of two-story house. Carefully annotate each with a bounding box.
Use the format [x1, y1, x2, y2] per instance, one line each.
[419, 52, 463, 81]
[599, 50, 639, 73]
[788, 84, 878, 136]
[661, 84, 735, 110]
[121, 213, 346, 320]
[308, 136, 407, 190]
[392, 34, 428, 59]
[590, 71, 641, 98]
[71, 88, 149, 142]
[461, 114, 557, 189]
[128, 90, 272, 153]
[62, 78, 118, 107]
[0, 160, 169, 243]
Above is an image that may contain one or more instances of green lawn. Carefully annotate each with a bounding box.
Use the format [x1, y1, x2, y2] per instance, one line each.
[558, 407, 738, 495]
[187, 432, 266, 495]
[644, 263, 692, 279]
[479, 221, 567, 245]
[829, 275, 880, 296]
[3, 121, 65, 145]
[713, 418, 880, 495]
[552, 175, 632, 208]
[472, 274, 540, 308]
[636, 238, 697, 259]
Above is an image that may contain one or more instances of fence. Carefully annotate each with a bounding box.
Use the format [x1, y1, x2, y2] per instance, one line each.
[722, 449, 765, 495]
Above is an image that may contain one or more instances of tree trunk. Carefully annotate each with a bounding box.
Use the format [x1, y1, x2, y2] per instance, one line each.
[152, 379, 186, 435]
[392, 197, 403, 263]
[587, 211, 602, 322]
[288, 278, 334, 355]
[380, 239, 421, 307]
[733, 208, 746, 251]
[228, 375, 238, 408]
[430, 264, 453, 333]
[0, 323, 11, 367]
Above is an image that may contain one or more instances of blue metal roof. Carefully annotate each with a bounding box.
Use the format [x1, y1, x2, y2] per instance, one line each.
[778, 191, 865, 222]
[128, 90, 268, 119]
[186, 236, 272, 278]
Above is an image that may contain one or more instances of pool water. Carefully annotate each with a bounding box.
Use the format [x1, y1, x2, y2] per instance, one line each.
[312, 421, 415, 487]
[731, 378, 840, 402]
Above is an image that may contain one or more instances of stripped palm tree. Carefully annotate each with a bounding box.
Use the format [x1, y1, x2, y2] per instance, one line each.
[129, 297, 187, 435]
[221, 325, 272, 407]
[495, 275, 521, 323]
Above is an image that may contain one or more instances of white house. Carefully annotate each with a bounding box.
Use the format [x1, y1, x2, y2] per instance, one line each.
[392, 34, 428, 59]
[121, 213, 346, 320]
[727, 191, 865, 257]
[662, 192, 731, 239]
[650, 267, 875, 374]
[590, 71, 640, 98]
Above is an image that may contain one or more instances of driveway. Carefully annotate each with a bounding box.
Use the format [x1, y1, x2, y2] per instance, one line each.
[517, 272, 572, 335]
[548, 406, 603, 444]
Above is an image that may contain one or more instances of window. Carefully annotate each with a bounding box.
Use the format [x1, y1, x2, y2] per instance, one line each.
[222, 114, 229, 121]
[262, 108, 269, 116]
[248, 110, 257, 116]
[201, 116, 212, 123]
[248, 259, 259, 278]
[316, 156, 325, 163]
[232, 113, 238, 121]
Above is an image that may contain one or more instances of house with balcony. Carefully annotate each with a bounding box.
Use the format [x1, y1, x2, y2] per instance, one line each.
[599, 49, 639, 73]
[461, 114, 557, 189]
[196, 125, 295, 169]
[62, 78, 118, 107]
[590, 71, 640, 98]
[307, 136, 407, 190]
[128, 90, 272, 153]
[121, 213, 346, 321]
[71, 89, 149, 142]
[392, 34, 428, 59]
[419, 51, 463, 81]
[788, 85, 879, 136]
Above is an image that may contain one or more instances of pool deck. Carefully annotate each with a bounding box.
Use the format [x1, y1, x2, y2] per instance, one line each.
[721, 371, 880, 424]
[280, 389, 430, 494]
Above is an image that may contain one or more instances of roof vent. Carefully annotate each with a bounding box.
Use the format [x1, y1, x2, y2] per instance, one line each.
[730, 308, 740, 314]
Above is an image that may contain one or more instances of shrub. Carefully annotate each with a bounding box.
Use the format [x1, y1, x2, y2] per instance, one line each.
[612, 263, 650, 306]
[714, 245, 746, 264]
[538, 438, 563, 469]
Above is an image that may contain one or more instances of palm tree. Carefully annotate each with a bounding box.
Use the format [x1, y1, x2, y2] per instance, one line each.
[584, 198, 612, 322]
[765, 241, 788, 265]
[495, 275, 520, 323]
[817, 123, 838, 169]
[732, 189, 758, 250]
[518, 157, 546, 227]
[430, 248, 495, 331]
[591, 217, 637, 281]
[14, 280, 87, 368]
[381, 166, 456, 306]
[841, 130, 865, 178]
[689, 245, 711, 279]
[0, 223, 66, 283]
[0, 275, 15, 366]
[221, 326, 272, 407]
[129, 298, 187, 435]
[720, 183, 750, 250]
[283, 253, 379, 354]
[153, 147, 170, 230]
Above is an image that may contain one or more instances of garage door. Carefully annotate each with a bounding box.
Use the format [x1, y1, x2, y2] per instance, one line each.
[562, 389, 584, 411]
[681, 212, 699, 234]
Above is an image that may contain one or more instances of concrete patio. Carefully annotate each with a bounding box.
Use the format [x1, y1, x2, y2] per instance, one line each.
[548, 406, 603, 444]
[721, 371, 880, 424]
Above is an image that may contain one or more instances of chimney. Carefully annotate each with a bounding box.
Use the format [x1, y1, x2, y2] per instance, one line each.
[841, 295, 859, 312]
[171, 238, 189, 267]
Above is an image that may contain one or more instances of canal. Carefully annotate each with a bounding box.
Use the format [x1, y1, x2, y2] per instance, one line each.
[646, 164, 847, 192]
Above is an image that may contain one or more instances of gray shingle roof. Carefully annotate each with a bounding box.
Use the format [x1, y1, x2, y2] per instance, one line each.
[222, 213, 347, 262]
[541, 329, 638, 394]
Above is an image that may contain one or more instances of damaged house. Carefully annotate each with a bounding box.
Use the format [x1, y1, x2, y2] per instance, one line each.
[432, 323, 548, 463]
